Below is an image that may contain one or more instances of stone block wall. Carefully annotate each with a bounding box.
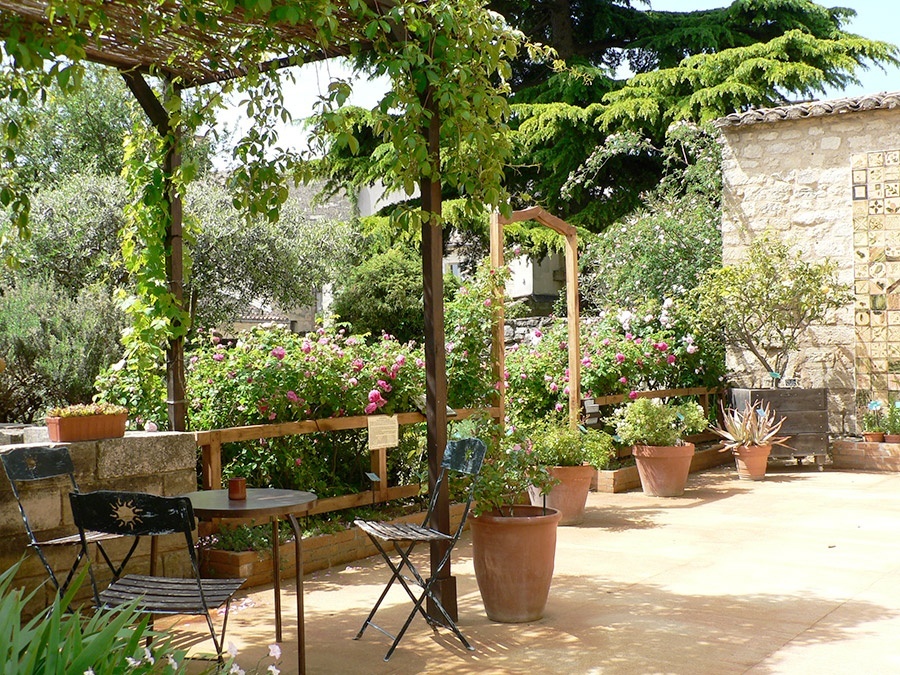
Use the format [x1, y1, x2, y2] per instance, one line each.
[717, 104, 900, 434]
[0, 432, 197, 613]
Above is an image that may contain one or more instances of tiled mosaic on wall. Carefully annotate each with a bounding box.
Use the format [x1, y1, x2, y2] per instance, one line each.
[851, 150, 900, 401]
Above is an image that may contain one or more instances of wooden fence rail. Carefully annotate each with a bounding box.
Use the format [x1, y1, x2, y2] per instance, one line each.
[193, 387, 723, 521]
[194, 407, 499, 518]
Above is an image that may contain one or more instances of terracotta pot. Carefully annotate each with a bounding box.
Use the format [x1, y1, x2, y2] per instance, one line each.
[470, 505, 561, 623]
[884, 434, 900, 444]
[862, 432, 885, 443]
[46, 413, 127, 443]
[527, 465, 595, 525]
[733, 444, 772, 481]
[632, 443, 695, 497]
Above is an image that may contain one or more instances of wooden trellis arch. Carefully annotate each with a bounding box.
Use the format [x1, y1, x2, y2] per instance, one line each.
[490, 207, 581, 428]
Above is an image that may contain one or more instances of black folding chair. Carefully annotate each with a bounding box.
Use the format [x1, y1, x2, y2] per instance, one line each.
[354, 437, 487, 661]
[1, 445, 120, 593]
[69, 490, 246, 664]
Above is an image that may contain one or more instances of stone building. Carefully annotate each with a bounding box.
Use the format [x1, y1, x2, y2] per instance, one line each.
[714, 92, 900, 434]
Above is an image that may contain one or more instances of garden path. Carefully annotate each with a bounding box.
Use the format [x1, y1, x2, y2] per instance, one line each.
[174, 463, 900, 673]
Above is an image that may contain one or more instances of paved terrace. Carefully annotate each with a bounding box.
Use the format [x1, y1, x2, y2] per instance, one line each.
[176, 464, 900, 674]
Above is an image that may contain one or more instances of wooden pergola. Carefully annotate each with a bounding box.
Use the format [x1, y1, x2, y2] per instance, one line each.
[0, 0, 459, 620]
[490, 207, 581, 428]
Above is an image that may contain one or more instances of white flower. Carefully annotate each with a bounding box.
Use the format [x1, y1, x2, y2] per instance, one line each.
[662, 298, 674, 309]
[143, 648, 155, 665]
[227, 642, 239, 659]
[267, 667, 281, 675]
[229, 665, 245, 675]
[125, 657, 141, 668]
[268, 644, 282, 660]
[166, 654, 179, 669]
[84, 669, 95, 675]
[144, 420, 158, 432]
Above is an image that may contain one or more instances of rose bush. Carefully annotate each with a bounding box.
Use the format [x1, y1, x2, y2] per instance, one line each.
[505, 297, 724, 426]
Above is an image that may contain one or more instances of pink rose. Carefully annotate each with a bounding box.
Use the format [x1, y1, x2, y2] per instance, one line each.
[619, 377, 627, 384]
[365, 402, 378, 414]
[629, 391, 638, 400]
[271, 346, 286, 360]
[213, 353, 225, 362]
[615, 353, 625, 363]
[286, 390, 299, 403]
[667, 354, 676, 365]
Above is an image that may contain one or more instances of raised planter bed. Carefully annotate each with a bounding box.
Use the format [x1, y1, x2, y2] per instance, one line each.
[592, 445, 732, 493]
[200, 503, 468, 586]
[832, 439, 900, 472]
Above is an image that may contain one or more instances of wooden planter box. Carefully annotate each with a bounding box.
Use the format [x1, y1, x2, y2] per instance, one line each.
[832, 439, 900, 472]
[730, 387, 828, 468]
[46, 413, 127, 443]
[592, 445, 732, 493]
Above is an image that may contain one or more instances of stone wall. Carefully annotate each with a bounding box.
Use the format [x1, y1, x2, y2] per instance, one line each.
[717, 103, 900, 434]
[0, 432, 197, 614]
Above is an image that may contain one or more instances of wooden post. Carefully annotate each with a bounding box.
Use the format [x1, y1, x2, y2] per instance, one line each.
[420, 89, 455, 621]
[200, 436, 223, 490]
[564, 232, 580, 429]
[369, 447, 389, 502]
[489, 212, 506, 426]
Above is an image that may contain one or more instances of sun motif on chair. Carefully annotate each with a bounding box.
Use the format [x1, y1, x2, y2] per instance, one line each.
[110, 498, 144, 529]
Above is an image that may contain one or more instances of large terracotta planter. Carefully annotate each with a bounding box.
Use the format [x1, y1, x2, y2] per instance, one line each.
[885, 434, 900, 443]
[46, 413, 127, 443]
[863, 432, 885, 443]
[470, 505, 561, 623]
[733, 444, 772, 481]
[632, 443, 695, 497]
[527, 465, 595, 525]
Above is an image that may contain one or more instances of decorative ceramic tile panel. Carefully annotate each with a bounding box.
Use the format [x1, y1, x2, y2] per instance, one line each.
[852, 151, 900, 404]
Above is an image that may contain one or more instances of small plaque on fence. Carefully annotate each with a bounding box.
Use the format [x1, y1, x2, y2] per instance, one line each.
[367, 415, 399, 449]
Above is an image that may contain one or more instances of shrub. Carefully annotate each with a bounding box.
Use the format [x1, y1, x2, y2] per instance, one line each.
[505, 297, 724, 426]
[0, 278, 124, 423]
[613, 398, 708, 447]
[330, 247, 426, 344]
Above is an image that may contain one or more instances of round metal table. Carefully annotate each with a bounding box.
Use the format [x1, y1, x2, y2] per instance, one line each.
[184, 488, 317, 674]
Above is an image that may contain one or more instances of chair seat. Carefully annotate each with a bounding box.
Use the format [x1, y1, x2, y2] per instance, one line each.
[98, 574, 246, 616]
[36, 530, 120, 547]
[354, 520, 453, 543]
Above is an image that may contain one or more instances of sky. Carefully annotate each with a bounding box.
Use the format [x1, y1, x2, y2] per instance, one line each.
[216, 0, 900, 163]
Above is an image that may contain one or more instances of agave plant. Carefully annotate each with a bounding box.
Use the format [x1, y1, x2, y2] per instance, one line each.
[711, 400, 790, 452]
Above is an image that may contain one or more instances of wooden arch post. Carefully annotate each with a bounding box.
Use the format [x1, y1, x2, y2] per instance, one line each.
[491, 207, 581, 429]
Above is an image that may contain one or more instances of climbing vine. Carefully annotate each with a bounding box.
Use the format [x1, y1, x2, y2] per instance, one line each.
[0, 0, 548, 391]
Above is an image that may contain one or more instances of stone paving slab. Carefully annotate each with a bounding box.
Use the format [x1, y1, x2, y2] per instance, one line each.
[173, 464, 900, 674]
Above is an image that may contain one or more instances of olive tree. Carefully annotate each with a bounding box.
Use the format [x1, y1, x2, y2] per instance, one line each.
[692, 232, 851, 386]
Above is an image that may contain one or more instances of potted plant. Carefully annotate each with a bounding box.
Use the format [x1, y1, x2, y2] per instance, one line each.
[45, 402, 129, 442]
[861, 400, 886, 443]
[710, 400, 790, 480]
[886, 401, 900, 444]
[612, 398, 707, 497]
[458, 417, 561, 623]
[525, 420, 615, 525]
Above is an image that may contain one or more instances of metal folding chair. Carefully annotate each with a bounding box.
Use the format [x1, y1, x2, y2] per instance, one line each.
[69, 490, 246, 664]
[1, 444, 120, 593]
[354, 437, 487, 661]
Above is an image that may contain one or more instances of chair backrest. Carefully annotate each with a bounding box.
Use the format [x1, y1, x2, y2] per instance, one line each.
[1, 446, 80, 547]
[441, 438, 487, 477]
[69, 491, 195, 538]
[1, 444, 78, 486]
